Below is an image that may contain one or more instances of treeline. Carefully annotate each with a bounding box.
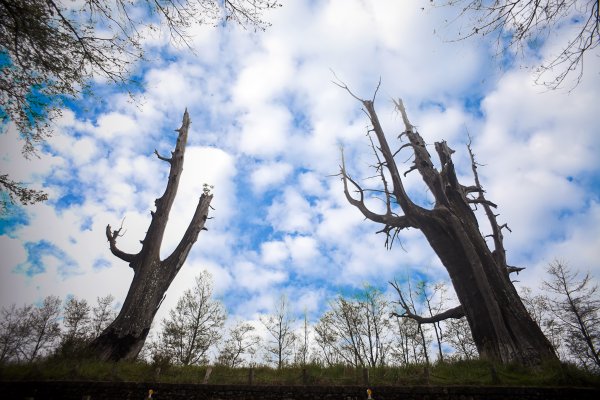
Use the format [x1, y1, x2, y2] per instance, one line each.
[0, 294, 116, 363]
[1, 262, 598, 372]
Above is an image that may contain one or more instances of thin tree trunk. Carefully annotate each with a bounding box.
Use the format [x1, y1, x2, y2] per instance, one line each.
[418, 323, 430, 366]
[422, 284, 445, 362]
[90, 110, 213, 361]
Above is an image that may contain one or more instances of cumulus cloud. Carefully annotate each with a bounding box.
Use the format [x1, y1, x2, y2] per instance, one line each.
[233, 261, 288, 293]
[261, 240, 289, 266]
[267, 187, 315, 234]
[286, 235, 319, 267]
[250, 162, 293, 193]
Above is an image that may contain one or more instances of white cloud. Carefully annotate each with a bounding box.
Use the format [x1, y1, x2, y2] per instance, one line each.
[237, 104, 292, 157]
[469, 65, 599, 261]
[298, 171, 326, 197]
[233, 261, 287, 293]
[250, 162, 293, 193]
[541, 201, 600, 279]
[0, 125, 65, 184]
[94, 112, 139, 141]
[261, 240, 289, 266]
[267, 187, 315, 234]
[286, 235, 319, 266]
[233, 42, 294, 107]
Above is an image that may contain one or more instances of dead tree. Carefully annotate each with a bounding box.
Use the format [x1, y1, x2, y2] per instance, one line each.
[90, 110, 213, 361]
[339, 84, 557, 365]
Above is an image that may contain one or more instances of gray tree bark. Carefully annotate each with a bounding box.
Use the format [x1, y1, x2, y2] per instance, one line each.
[339, 86, 557, 365]
[90, 110, 213, 361]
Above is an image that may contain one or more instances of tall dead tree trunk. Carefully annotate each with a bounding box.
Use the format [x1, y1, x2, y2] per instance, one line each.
[90, 110, 213, 361]
[339, 84, 557, 365]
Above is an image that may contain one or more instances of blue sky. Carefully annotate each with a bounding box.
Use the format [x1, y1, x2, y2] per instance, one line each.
[1, 0, 599, 332]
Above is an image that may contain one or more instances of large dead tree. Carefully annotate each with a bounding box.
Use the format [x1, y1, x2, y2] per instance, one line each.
[339, 85, 557, 365]
[90, 110, 213, 361]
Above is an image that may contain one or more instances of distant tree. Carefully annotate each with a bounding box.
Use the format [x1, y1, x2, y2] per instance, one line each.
[315, 286, 391, 368]
[90, 111, 214, 361]
[21, 296, 61, 362]
[419, 281, 448, 362]
[0, 304, 32, 364]
[338, 86, 556, 365]
[436, 0, 599, 88]
[261, 296, 296, 369]
[315, 305, 358, 367]
[313, 312, 343, 367]
[390, 280, 432, 367]
[293, 310, 311, 367]
[444, 317, 478, 360]
[389, 279, 462, 364]
[356, 285, 391, 367]
[62, 297, 91, 343]
[519, 286, 549, 326]
[543, 261, 600, 370]
[0, 0, 280, 210]
[90, 294, 117, 338]
[158, 271, 226, 365]
[389, 316, 429, 365]
[217, 322, 260, 368]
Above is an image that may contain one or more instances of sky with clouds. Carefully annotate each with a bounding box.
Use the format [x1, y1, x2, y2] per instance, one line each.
[1, 0, 599, 334]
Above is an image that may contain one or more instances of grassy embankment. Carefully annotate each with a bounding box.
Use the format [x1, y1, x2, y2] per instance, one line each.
[1, 358, 599, 387]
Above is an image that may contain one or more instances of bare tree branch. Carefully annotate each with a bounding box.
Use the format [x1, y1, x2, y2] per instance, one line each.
[340, 149, 413, 232]
[154, 149, 172, 163]
[391, 306, 466, 324]
[507, 266, 526, 274]
[164, 193, 213, 271]
[0, 174, 48, 213]
[393, 99, 450, 207]
[438, 0, 599, 89]
[467, 139, 509, 270]
[390, 280, 465, 324]
[105, 224, 138, 265]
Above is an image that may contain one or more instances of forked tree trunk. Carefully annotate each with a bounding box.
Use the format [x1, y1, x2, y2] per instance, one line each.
[90, 110, 213, 361]
[339, 86, 557, 365]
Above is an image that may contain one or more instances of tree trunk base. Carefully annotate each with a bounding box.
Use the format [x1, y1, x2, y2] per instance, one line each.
[91, 327, 149, 362]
